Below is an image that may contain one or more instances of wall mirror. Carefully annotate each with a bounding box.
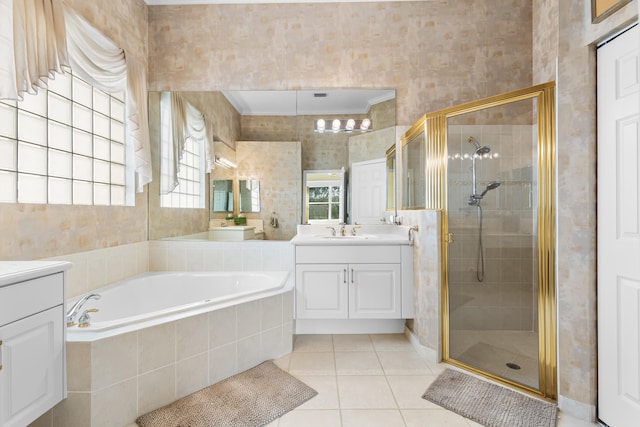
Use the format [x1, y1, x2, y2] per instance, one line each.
[212, 179, 234, 212]
[148, 89, 396, 240]
[303, 169, 345, 224]
[239, 179, 260, 212]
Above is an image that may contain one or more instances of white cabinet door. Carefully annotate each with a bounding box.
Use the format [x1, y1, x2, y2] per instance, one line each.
[349, 264, 401, 319]
[0, 306, 64, 427]
[597, 24, 640, 426]
[296, 264, 349, 319]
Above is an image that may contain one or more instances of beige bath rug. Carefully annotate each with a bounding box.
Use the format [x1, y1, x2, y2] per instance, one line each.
[423, 369, 557, 427]
[136, 361, 317, 427]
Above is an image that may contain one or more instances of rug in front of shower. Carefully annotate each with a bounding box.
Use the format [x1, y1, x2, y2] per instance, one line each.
[136, 360, 317, 427]
[423, 369, 557, 427]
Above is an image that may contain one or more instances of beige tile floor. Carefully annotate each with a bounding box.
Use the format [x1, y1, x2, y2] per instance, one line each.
[127, 333, 599, 427]
[265, 334, 599, 427]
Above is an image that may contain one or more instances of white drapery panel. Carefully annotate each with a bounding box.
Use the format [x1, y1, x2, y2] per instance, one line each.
[159, 91, 213, 195]
[0, 0, 68, 100]
[63, 6, 151, 192]
[0, 0, 152, 192]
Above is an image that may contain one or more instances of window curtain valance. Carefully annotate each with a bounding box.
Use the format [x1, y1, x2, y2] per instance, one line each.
[0, 0, 152, 192]
[159, 92, 214, 195]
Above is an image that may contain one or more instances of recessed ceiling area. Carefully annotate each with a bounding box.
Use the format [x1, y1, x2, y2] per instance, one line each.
[222, 89, 395, 116]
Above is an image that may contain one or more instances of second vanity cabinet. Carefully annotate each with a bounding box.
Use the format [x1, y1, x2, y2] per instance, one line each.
[0, 262, 71, 427]
[295, 245, 412, 322]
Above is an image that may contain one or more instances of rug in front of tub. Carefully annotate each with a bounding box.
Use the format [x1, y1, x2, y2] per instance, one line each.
[422, 369, 557, 427]
[136, 360, 317, 427]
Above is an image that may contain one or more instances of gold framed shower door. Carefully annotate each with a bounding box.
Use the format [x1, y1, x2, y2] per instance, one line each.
[401, 82, 557, 399]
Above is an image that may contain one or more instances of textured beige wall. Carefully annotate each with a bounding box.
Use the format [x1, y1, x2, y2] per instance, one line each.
[533, 0, 559, 85]
[236, 141, 302, 240]
[348, 126, 396, 166]
[148, 1, 533, 127]
[0, 0, 149, 261]
[553, 0, 637, 417]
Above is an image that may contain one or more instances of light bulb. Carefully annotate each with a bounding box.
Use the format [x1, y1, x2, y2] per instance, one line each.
[332, 119, 341, 131]
[346, 119, 355, 131]
[316, 119, 325, 131]
[360, 118, 371, 130]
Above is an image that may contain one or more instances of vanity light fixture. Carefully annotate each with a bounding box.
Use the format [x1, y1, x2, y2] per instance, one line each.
[214, 155, 237, 169]
[314, 118, 374, 133]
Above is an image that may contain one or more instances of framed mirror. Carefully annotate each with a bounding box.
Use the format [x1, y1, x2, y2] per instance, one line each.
[212, 179, 234, 212]
[303, 169, 345, 224]
[239, 179, 260, 212]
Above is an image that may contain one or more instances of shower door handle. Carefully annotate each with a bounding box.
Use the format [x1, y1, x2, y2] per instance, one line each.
[445, 233, 455, 244]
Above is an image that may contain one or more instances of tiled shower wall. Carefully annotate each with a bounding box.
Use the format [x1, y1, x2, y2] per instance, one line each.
[447, 124, 538, 332]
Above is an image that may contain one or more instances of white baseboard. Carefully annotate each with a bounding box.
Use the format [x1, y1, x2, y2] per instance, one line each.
[294, 319, 405, 334]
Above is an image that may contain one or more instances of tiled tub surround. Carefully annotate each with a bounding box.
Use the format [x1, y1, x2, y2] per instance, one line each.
[35, 239, 296, 427]
[58, 290, 293, 427]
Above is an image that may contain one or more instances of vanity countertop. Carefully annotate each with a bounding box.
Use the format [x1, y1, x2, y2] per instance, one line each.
[290, 224, 412, 246]
[0, 261, 72, 288]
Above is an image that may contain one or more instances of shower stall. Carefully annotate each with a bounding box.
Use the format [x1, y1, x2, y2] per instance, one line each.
[400, 83, 556, 398]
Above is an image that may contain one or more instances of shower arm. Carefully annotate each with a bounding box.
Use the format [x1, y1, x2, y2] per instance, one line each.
[471, 154, 478, 197]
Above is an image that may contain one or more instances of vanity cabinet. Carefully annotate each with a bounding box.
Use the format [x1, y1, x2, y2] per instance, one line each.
[295, 245, 410, 322]
[0, 262, 71, 427]
[296, 263, 401, 319]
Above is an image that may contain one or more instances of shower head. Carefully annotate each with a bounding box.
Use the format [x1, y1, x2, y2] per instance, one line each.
[479, 181, 501, 196]
[467, 136, 491, 155]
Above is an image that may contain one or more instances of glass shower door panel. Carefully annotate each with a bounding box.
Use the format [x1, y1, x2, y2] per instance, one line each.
[446, 98, 540, 390]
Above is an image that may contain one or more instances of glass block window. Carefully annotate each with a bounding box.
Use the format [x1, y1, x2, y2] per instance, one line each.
[0, 71, 131, 205]
[159, 135, 205, 209]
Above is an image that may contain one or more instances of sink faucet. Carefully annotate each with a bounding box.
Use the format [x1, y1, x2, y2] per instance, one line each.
[66, 293, 101, 327]
[340, 224, 346, 236]
[326, 226, 336, 236]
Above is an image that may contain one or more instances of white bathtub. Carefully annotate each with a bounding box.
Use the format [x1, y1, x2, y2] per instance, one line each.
[63, 269, 294, 426]
[66, 270, 291, 342]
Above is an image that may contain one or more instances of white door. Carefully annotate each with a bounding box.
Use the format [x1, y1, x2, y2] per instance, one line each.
[349, 263, 401, 319]
[295, 264, 349, 319]
[351, 158, 386, 224]
[597, 24, 640, 426]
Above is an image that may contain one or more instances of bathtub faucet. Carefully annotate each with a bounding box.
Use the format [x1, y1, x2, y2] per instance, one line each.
[66, 293, 101, 327]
